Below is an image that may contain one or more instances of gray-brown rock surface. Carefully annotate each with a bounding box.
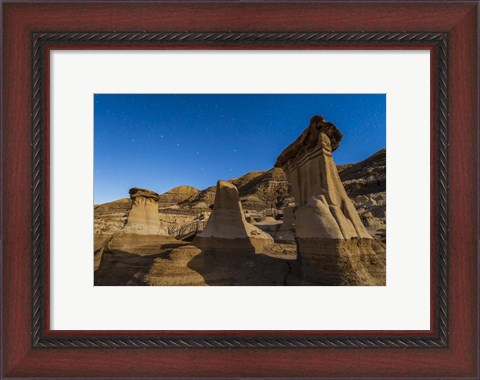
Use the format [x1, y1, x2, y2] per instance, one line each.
[193, 180, 274, 254]
[274, 206, 296, 242]
[339, 148, 386, 197]
[95, 187, 173, 280]
[182, 186, 217, 208]
[94, 236, 190, 285]
[254, 216, 283, 238]
[275, 115, 385, 285]
[94, 198, 132, 270]
[93, 120, 387, 286]
[94, 150, 386, 242]
[94, 198, 131, 235]
[157, 185, 199, 207]
[275, 116, 371, 240]
[124, 188, 168, 235]
[143, 243, 291, 286]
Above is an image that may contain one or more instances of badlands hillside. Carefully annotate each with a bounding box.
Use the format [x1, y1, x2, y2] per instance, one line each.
[94, 148, 386, 244]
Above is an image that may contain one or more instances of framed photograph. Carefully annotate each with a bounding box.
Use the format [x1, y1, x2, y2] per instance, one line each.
[2, 1, 478, 378]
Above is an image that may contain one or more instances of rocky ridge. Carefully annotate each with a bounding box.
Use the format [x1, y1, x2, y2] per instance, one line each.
[94, 148, 386, 242]
[93, 113, 386, 286]
[158, 185, 199, 207]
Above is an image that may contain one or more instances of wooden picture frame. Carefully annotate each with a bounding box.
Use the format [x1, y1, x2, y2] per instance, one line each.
[2, 1, 478, 378]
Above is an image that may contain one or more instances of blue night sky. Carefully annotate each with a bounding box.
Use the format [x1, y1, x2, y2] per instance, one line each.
[94, 94, 386, 204]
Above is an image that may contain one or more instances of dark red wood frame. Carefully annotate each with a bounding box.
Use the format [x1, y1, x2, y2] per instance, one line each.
[2, 1, 478, 378]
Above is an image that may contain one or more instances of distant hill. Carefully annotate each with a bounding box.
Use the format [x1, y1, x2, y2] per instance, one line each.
[157, 185, 199, 207]
[339, 148, 386, 197]
[177, 148, 386, 211]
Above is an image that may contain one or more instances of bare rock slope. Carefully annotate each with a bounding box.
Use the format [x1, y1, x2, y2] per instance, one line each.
[193, 180, 274, 253]
[94, 149, 386, 242]
[93, 144, 386, 285]
[275, 115, 385, 285]
[338, 148, 386, 196]
[338, 148, 386, 241]
[158, 185, 199, 207]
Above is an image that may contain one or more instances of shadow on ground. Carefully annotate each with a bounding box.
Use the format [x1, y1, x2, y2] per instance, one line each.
[94, 241, 296, 286]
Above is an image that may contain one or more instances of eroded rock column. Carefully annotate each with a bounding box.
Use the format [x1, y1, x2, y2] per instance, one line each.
[124, 187, 168, 235]
[193, 180, 273, 254]
[275, 115, 385, 285]
[95, 188, 185, 285]
[101, 188, 171, 258]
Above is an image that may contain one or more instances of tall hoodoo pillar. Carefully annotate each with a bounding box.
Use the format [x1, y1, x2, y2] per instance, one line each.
[193, 180, 273, 254]
[275, 115, 385, 285]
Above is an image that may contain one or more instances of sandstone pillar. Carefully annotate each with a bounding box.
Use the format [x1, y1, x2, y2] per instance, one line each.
[275, 115, 385, 285]
[124, 187, 168, 235]
[98, 187, 173, 256]
[193, 180, 273, 254]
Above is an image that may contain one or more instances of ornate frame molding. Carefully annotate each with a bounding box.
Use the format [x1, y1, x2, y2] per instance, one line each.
[31, 31, 448, 349]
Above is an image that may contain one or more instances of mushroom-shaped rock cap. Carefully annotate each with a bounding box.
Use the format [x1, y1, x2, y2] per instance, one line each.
[128, 187, 160, 202]
[275, 115, 343, 168]
[218, 180, 236, 189]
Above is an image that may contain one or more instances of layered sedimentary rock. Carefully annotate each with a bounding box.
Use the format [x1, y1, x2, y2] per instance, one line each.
[193, 180, 274, 254]
[182, 168, 291, 211]
[339, 148, 386, 197]
[275, 115, 385, 285]
[93, 150, 386, 244]
[94, 237, 190, 285]
[354, 192, 386, 242]
[254, 216, 282, 238]
[338, 148, 386, 242]
[144, 243, 290, 286]
[94, 233, 112, 271]
[94, 198, 131, 235]
[158, 185, 200, 207]
[235, 167, 291, 210]
[95, 188, 177, 283]
[183, 186, 217, 208]
[274, 206, 296, 242]
[93, 198, 133, 271]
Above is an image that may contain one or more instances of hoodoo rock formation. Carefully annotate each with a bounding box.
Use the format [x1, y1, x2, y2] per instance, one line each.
[275, 115, 385, 285]
[124, 188, 168, 235]
[193, 180, 274, 254]
[94, 188, 180, 284]
[142, 181, 288, 286]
